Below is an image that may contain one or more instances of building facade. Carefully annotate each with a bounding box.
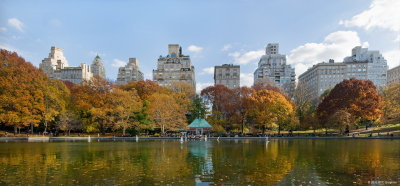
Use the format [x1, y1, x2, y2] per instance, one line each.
[153, 44, 196, 91]
[299, 46, 388, 99]
[388, 65, 400, 85]
[91, 55, 106, 79]
[39, 46, 92, 84]
[214, 64, 240, 89]
[116, 58, 144, 85]
[254, 43, 296, 94]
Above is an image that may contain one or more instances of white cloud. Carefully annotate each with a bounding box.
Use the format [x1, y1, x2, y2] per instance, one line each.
[287, 31, 362, 76]
[8, 18, 24, 32]
[196, 82, 214, 93]
[229, 50, 264, 65]
[228, 52, 240, 58]
[0, 27, 7, 32]
[201, 67, 214, 75]
[240, 73, 254, 87]
[221, 44, 232, 51]
[395, 36, 400, 42]
[187, 45, 203, 53]
[112, 59, 126, 68]
[339, 0, 400, 32]
[383, 49, 400, 68]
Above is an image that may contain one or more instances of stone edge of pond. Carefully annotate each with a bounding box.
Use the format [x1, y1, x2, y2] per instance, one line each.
[0, 136, 399, 141]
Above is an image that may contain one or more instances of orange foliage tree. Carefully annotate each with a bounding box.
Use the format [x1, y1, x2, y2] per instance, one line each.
[317, 78, 384, 131]
[0, 50, 49, 134]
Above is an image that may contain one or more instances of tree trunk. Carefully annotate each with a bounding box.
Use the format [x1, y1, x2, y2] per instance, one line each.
[241, 119, 245, 135]
[44, 120, 48, 133]
[278, 125, 281, 135]
[14, 125, 17, 136]
[31, 123, 34, 134]
[123, 126, 126, 136]
[161, 124, 165, 135]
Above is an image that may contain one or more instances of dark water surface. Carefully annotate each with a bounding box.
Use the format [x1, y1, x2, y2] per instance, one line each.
[0, 139, 399, 185]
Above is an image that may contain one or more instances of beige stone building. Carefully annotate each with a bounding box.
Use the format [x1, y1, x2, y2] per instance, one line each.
[388, 65, 400, 85]
[116, 58, 144, 85]
[299, 46, 388, 99]
[254, 43, 296, 94]
[153, 44, 196, 91]
[91, 55, 106, 79]
[214, 64, 240, 89]
[39, 46, 92, 84]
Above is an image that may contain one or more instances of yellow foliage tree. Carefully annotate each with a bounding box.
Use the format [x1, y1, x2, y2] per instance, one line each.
[246, 90, 295, 134]
[109, 88, 142, 135]
[148, 93, 186, 134]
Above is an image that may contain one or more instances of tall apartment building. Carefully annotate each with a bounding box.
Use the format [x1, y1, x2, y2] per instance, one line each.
[39, 46, 92, 84]
[153, 44, 196, 91]
[214, 64, 240, 89]
[254, 43, 296, 94]
[388, 65, 400, 85]
[91, 55, 106, 79]
[299, 46, 388, 99]
[116, 58, 144, 85]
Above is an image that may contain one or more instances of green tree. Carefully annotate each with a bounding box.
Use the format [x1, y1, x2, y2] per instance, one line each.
[188, 95, 208, 123]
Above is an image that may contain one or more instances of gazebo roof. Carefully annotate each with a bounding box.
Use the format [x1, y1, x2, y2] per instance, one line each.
[188, 118, 212, 128]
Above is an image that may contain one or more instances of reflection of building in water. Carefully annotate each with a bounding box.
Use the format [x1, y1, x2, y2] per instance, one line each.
[188, 141, 214, 184]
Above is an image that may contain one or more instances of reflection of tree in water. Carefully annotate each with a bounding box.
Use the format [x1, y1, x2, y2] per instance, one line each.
[0, 140, 398, 185]
[186, 141, 214, 184]
[278, 139, 400, 185]
[308, 139, 400, 185]
[0, 141, 194, 185]
[206, 140, 296, 185]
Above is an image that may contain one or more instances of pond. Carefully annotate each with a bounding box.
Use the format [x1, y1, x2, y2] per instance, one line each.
[0, 139, 399, 185]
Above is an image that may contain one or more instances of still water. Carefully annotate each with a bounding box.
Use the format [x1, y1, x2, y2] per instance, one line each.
[0, 139, 399, 185]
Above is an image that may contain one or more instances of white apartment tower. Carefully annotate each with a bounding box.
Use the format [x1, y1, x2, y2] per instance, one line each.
[153, 44, 196, 91]
[254, 43, 296, 94]
[116, 58, 144, 85]
[388, 65, 400, 85]
[39, 46, 92, 84]
[91, 55, 106, 79]
[214, 64, 240, 89]
[299, 46, 388, 99]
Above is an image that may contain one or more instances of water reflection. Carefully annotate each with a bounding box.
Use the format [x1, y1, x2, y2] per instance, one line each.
[0, 139, 398, 185]
[188, 141, 214, 185]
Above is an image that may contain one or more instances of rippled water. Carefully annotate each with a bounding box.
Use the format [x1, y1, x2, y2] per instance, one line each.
[0, 139, 399, 185]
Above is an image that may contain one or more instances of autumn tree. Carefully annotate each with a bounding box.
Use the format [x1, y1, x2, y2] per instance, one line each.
[317, 78, 384, 131]
[382, 82, 400, 123]
[201, 85, 237, 131]
[70, 76, 114, 134]
[169, 81, 195, 111]
[246, 89, 295, 134]
[148, 93, 186, 134]
[56, 111, 82, 135]
[119, 80, 170, 100]
[42, 79, 70, 133]
[232, 87, 254, 134]
[0, 50, 47, 134]
[108, 88, 142, 136]
[294, 82, 318, 130]
[326, 109, 353, 134]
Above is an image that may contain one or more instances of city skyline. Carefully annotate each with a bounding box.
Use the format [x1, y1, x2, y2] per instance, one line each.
[0, 0, 399, 91]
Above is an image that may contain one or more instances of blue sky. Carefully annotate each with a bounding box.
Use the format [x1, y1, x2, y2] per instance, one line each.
[1, 0, 399, 91]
